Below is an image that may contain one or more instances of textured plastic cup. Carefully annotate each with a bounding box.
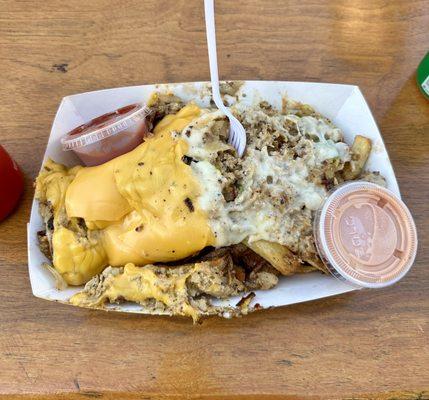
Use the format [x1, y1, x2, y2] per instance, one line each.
[61, 103, 151, 166]
[314, 181, 417, 288]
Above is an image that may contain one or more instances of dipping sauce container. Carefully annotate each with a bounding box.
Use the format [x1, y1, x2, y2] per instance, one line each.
[61, 103, 151, 166]
[314, 181, 417, 288]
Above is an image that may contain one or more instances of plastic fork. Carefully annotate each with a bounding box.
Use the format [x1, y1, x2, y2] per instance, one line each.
[204, 0, 246, 157]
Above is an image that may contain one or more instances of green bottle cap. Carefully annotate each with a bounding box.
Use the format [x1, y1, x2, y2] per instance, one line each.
[417, 52, 429, 100]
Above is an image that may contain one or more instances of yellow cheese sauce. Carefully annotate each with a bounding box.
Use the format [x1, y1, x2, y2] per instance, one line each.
[36, 104, 215, 285]
[103, 104, 214, 265]
[70, 263, 200, 321]
[35, 160, 82, 220]
[37, 99, 353, 291]
[52, 227, 107, 285]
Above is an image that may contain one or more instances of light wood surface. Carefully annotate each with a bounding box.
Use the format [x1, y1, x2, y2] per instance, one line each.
[0, 0, 428, 398]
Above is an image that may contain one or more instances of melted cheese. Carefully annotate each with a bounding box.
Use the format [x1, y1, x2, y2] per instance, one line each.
[37, 104, 215, 285]
[70, 263, 200, 321]
[180, 108, 345, 250]
[297, 116, 349, 163]
[35, 160, 107, 285]
[66, 161, 132, 222]
[101, 104, 215, 265]
[37, 100, 353, 288]
[35, 159, 82, 219]
[52, 227, 107, 285]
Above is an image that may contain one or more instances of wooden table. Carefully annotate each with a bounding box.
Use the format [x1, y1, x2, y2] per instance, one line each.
[0, 0, 428, 398]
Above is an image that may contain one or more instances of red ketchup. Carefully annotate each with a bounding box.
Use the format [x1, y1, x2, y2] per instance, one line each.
[61, 103, 150, 166]
[0, 145, 24, 222]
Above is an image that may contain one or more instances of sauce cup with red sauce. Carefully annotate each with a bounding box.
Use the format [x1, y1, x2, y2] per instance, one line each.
[61, 103, 151, 166]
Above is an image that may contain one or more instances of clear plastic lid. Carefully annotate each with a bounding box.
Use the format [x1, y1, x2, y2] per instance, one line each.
[61, 103, 151, 151]
[314, 181, 417, 288]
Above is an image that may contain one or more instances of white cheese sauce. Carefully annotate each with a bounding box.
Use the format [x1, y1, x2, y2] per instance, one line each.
[179, 106, 351, 250]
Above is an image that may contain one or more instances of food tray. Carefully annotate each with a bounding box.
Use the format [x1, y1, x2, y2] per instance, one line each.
[27, 81, 399, 314]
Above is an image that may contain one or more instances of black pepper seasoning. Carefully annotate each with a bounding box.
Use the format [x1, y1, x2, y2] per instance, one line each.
[184, 197, 194, 212]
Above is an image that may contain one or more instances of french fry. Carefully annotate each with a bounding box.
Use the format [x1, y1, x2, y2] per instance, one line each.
[301, 254, 330, 274]
[243, 239, 302, 276]
[342, 135, 372, 180]
[295, 263, 317, 274]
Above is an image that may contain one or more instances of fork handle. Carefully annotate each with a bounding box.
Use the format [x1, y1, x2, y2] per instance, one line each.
[204, 0, 224, 110]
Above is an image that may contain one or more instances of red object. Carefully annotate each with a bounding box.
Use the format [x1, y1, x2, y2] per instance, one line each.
[0, 145, 24, 221]
[61, 103, 150, 166]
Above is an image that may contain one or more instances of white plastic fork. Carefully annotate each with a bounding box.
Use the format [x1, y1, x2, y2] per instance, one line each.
[204, 0, 246, 157]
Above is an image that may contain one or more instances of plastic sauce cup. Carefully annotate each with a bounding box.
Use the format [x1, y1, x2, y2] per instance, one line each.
[314, 181, 417, 288]
[61, 103, 151, 166]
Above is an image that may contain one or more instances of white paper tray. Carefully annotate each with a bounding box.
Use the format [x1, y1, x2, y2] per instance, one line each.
[27, 81, 399, 314]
